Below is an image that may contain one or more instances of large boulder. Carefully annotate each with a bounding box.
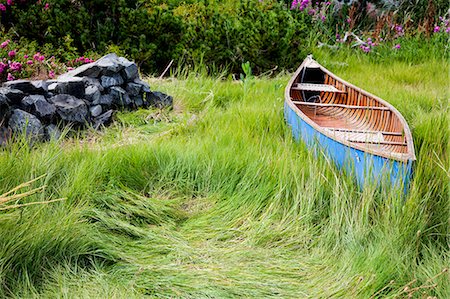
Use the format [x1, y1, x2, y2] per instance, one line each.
[8, 109, 44, 140]
[49, 94, 88, 124]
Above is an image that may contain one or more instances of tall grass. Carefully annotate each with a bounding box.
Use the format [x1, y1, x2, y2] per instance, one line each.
[0, 50, 448, 298]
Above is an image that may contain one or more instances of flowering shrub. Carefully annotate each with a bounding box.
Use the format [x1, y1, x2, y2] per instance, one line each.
[0, 37, 97, 82]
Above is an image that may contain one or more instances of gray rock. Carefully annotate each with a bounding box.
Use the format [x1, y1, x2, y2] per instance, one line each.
[146, 91, 173, 108]
[93, 94, 113, 106]
[100, 74, 124, 89]
[121, 63, 138, 81]
[131, 95, 144, 107]
[134, 78, 151, 92]
[84, 78, 104, 92]
[110, 86, 131, 106]
[45, 124, 61, 141]
[54, 77, 85, 98]
[126, 82, 142, 96]
[3, 80, 48, 94]
[93, 109, 113, 129]
[8, 109, 43, 140]
[58, 63, 101, 80]
[49, 94, 88, 124]
[85, 85, 101, 103]
[21, 95, 56, 119]
[90, 105, 102, 117]
[0, 87, 25, 104]
[97, 53, 124, 75]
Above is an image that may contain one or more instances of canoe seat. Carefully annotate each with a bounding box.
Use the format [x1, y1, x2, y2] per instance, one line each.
[292, 83, 346, 93]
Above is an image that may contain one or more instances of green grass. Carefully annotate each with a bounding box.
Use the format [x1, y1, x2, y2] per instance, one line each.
[0, 50, 448, 298]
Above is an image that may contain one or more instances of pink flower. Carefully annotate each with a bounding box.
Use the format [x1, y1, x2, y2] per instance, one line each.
[67, 67, 74, 71]
[27, 60, 33, 65]
[7, 73, 15, 81]
[0, 4, 6, 11]
[44, 3, 49, 10]
[0, 62, 7, 73]
[394, 44, 401, 49]
[33, 52, 45, 61]
[84, 57, 91, 63]
[446, 27, 450, 33]
[0, 39, 10, 48]
[6, 0, 12, 5]
[8, 50, 16, 57]
[9, 61, 21, 72]
[49, 70, 55, 78]
[433, 26, 440, 33]
[346, 18, 351, 24]
[24, 54, 28, 59]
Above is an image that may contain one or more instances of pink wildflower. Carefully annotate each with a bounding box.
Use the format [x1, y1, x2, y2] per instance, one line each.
[433, 26, 440, 32]
[44, 3, 49, 10]
[27, 60, 33, 65]
[0, 39, 10, 48]
[6, 0, 12, 5]
[9, 61, 22, 72]
[24, 54, 28, 59]
[0, 62, 7, 73]
[0, 4, 5, 11]
[49, 70, 55, 78]
[8, 50, 16, 58]
[394, 44, 401, 49]
[446, 27, 450, 33]
[346, 18, 351, 24]
[7, 73, 15, 81]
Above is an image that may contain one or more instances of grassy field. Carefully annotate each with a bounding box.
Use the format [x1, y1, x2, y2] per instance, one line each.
[0, 50, 448, 298]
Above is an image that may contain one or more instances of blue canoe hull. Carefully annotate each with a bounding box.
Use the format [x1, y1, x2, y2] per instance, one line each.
[284, 102, 413, 190]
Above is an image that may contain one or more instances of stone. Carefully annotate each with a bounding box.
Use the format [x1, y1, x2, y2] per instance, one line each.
[8, 109, 43, 140]
[84, 77, 104, 92]
[97, 53, 124, 75]
[3, 80, 48, 94]
[85, 85, 101, 103]
[125, 82, 142, 96]
[93, 109, 113, 129]
[134, 78, 151, 92]
[54, 77, 85, 98]
[0, 126, 11, 146]
[120, 60, 139, 81]
[45, 124, 61, 141]
[146, 91, 173, 108]
[110, 86, 131, 107]
[90, 105, 102, 117]
[21, 95, 56, 119]
[0, 87, 25, 104]
[93, 94, 113, 106]
[58, 63, 101, 80]
[49, 94, 88, 124]
[131, 95, 144, 107]
[100, 74, 124, 88]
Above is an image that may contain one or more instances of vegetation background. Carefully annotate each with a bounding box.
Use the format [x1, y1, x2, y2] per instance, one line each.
[0, 0, 448, 298]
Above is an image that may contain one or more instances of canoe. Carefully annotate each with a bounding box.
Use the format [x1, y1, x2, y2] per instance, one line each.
[284, 55, 416, 189]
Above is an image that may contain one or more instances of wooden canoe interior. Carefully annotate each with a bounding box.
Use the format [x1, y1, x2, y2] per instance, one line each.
[289, 67, 409, 155]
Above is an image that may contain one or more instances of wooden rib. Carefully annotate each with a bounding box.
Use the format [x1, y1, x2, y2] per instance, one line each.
[292, 101, 390, 110]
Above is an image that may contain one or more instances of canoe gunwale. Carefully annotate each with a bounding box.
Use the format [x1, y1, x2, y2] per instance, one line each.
[284, 56, 416, 163]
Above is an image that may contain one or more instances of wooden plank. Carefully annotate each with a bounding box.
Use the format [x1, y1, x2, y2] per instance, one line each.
[292, 101, 390, 110]
[348, 139, 407, 146]
[326, 128, 404, 136]
[292, 83, 346, 93]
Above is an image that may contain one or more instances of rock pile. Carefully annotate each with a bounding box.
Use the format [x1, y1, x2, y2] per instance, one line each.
[0, 53, 172, 144]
